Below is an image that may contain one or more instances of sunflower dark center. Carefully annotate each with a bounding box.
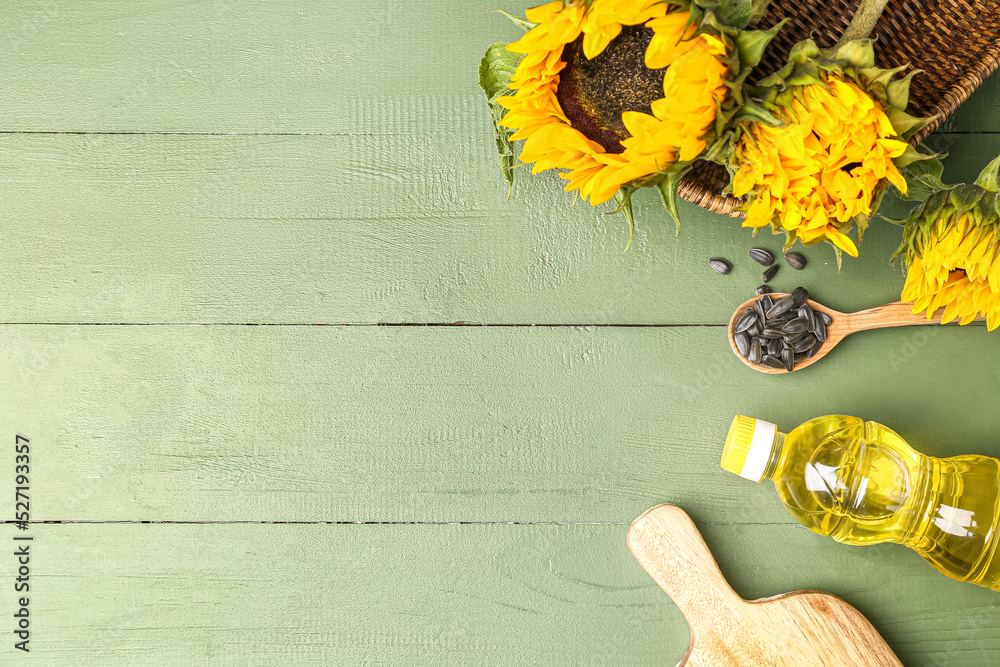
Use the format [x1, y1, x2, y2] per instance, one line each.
[556, 25, 665, 154]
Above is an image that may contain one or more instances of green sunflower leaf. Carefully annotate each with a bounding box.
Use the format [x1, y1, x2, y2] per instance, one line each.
[831, 38, 875, 69]
[896, 146, 947, 201]
[733, 19, 785, 68]
[489, 9, 535, 33]
[885, 69, 919, 110]
[611, 187, 638, 251]
[858, 64, 907, 91]
[950, 183, 984, 215]
[975, 154, 1000, 194]
[656, 175, 683, 236]
[732, 101, 781, 130]
[478, 43, 521, 198]
[696, 0, 753, 28]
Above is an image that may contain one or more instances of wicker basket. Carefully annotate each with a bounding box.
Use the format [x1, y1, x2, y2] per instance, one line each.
[677, 0, 1000, 217]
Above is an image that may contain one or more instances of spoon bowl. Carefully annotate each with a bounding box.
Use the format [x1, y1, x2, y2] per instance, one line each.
[728, 294, 962, 374]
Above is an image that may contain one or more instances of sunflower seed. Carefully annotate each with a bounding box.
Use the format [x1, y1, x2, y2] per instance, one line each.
[782, 317, 811, 334]
[761, 265, 779, 282]
[756, 285, 772, 295]
[735, 332, 750, 358]
[762, 355, 785, 369]
[794, 352, 807, 363]
[797, 305, 812, 320]
[793, 334, 817, 353]
[785, 252, 806, 270]
[821, 312, 833, 325]
[804, 307, 817, 331]
[749, 248, 774, 266]
[766, 295, 795, 319]
[807, 339, 824, 358]
[781, 347, 795, 372]
[791, 286, 809, 307]
[747, 320, 762, 336]
[709, 258, 732, 274]
[749, 338, 762, 364]
[760, 294, 773, 312]
[767, 339, 781, 357]
[735, 309, 757, 334]
[753, 299, 766, 321]
[813, 315, 827, 342]
[761, 327, 785, 339]
[783, 330, 806, 345]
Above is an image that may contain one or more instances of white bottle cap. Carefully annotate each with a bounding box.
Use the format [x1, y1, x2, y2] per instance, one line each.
[721, 416, 778, 482]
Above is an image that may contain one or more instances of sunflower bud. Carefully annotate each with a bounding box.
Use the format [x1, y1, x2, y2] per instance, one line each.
[727, 39, 931, 266]
[892, 156, 1000, 331]
[480, 0, 781, 235]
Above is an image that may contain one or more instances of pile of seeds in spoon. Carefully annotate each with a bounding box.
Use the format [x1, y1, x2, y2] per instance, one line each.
[733, 286, 832, 372]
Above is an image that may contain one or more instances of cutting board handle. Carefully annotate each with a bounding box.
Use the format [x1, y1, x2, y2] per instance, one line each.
[628, 504, 742, 624]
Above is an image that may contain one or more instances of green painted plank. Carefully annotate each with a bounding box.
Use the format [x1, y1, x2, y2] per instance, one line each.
[5, 324, 999, 523]
[0, 0, 531, 133]
[0, 522, 995, 666]
[0, 0, 996, 135]
[5, 133, 999, 325]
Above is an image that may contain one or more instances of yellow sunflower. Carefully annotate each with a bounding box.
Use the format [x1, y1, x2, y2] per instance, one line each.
[498, 0, 728, 206]
[726, 39, 929, 263]
[893, 157, 1000, 331]
[480, 0, 783, 233]
[732, 75, 909, 257]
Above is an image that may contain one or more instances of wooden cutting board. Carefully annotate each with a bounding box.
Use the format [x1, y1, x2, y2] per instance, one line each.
[627, 504, 902, 666]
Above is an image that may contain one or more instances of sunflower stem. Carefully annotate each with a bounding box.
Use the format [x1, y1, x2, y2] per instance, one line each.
[836, 0, 890, 48]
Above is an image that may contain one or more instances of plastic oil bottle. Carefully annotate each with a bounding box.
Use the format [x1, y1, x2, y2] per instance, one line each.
[721, 414, 1000, 590]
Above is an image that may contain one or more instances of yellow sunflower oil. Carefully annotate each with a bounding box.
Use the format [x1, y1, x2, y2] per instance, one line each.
[721, 414, 1000, 590]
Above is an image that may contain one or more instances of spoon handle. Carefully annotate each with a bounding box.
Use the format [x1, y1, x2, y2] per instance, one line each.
[848, 301, 960, 331]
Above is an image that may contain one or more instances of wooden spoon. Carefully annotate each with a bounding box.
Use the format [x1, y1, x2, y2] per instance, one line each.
[727, 293, 978, 374]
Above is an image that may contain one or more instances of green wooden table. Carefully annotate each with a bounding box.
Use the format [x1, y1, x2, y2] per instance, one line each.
[1, 2, 999, 664]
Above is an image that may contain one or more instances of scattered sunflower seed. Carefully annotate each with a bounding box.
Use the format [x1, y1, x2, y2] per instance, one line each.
[756, 285, 772, 295]
[785, 252, 807, 270]
[761, 265, 779, 282]
[749, 248, 774, 266]
[709, 258, 732, 274]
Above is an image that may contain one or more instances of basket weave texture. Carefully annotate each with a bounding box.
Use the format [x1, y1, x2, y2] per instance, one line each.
[678, 0, 1000, 217]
